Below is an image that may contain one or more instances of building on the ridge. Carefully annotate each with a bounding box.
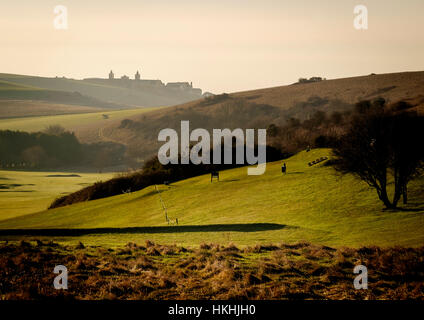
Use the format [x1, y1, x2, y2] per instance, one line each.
[83, 70, 203, 96]
[166, 82, 202, 95]
[166, 82, 192, 90]
[203, 92, 214, 98]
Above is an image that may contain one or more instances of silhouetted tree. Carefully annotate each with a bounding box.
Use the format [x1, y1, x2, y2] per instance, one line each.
[332, 111, 424, 209]
[267, 124, 279, 137]
[43, 125, 66, 136]
[330, 111, 343, 124]
[303, 110, 327, 129]
[354, 98, 386, 115]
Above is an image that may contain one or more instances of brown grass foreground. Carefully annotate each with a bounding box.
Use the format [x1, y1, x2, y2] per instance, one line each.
[0, 240, 423, 300]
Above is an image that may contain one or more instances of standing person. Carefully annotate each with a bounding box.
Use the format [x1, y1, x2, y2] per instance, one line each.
[281, 162, 287, 175]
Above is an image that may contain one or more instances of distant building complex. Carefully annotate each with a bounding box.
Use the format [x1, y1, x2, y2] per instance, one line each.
[297, 77, 326, 84]
[84, 70, 203, 96]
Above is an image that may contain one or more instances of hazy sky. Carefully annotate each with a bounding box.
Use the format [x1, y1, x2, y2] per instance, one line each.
[1, 0, 423, 93]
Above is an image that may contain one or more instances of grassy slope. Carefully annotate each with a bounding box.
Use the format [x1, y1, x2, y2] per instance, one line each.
[1, 149, 423, 248]
[0, 73, 201, 107]
[0, 78, 129, 122]
[0, 80, 43, 91]
[0, 80, 113, 118]
[0, 107, 160, 138]
[0, 79, 115, 106]
[0, 171, 114, 221]
[232, 71, 424, 109]
[0, 100, 107, 119]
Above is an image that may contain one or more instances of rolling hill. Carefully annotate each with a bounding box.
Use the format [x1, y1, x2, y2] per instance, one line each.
[0, 78, 125, 118]
[1, 149, 423, 248]
[0, 100, 108, 119]
[232, 71, 424, 110]
[97, 71, 424, 161]
[0, 107, 163, 144]
[0, 73, 203, 108]
[0, 79, 124, 108]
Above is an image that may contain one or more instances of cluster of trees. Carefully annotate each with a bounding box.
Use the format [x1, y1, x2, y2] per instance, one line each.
[266, 98, 417, 154]
[0, 128, 81, 168]
[266, 109, 350, 154]
[0, 125, 125, 170]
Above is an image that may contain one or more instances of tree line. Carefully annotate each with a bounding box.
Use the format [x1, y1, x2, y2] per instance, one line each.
[0, 126, 125, 170]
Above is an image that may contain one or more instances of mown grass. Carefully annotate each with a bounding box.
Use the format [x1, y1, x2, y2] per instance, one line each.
[0, 171, 114, 221]
[1, 149, 423, 248]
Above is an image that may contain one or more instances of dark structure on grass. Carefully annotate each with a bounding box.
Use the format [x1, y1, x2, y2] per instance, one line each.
[211, 171, 219, 182]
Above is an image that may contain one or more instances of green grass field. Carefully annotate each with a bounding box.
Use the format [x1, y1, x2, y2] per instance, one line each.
[0, 171, 114, 221]
[0, 107, 160, 133]
[1, 149, 423, 248]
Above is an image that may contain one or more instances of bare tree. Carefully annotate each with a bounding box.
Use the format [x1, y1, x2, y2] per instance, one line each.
[332, 110, 424, 209]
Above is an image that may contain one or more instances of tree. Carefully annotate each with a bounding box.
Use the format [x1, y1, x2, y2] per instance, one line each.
[332, 111, 424, 209]
[43, 125, 66, 136]
[354, 98, 385, 115]
[266, 123, 279, 137]
[21, 145, 47, 167]
[330, 111, 343, 124]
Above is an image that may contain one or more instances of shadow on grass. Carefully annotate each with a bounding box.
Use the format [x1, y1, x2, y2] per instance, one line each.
[46, 174, 81, 178]
[0, 183, 35, 190]
[0, 190, 35, 193]
[384, 202, 424, 212]
[0, 184, 22, 189]
[0, 223, 290, 236]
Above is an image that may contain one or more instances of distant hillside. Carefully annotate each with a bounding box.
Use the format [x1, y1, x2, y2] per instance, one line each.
[0, 73, 203, 108]
[0, 79, 125, 118]
[0, 100, 104, 119]
[0, 79, 124, 107]
[99, 71, 424, 161]
[232, 71, 424, 110]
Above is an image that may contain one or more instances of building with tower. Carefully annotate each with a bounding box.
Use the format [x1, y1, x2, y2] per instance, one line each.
[83, 69, 203, 97]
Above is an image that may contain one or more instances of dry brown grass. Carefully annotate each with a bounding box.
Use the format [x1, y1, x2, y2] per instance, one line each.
[0, 240, 423, 300]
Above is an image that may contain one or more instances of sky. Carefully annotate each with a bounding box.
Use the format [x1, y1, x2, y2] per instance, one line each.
[1, 0, 423, 93]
